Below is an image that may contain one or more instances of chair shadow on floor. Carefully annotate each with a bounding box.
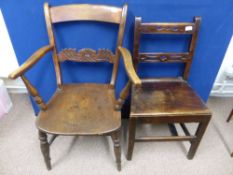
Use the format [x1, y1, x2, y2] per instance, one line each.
[52, 135, 113, 168]
[211, 120, 232, 156]
[52, 136, 79, 167]
[147, 123, 190, 157]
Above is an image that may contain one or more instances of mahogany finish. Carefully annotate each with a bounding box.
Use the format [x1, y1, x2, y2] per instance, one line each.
[118, 17, 211, 160]
[9, 3, 128, 171]
[131, 79, 210, 116]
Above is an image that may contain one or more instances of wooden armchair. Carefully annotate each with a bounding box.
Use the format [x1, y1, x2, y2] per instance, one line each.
[118, 17, 212, 160]
[9, 3, 128, 171]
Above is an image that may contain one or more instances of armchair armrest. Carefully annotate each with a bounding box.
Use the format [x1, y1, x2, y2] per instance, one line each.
[9, 45, 53, 79]
[8, 45, 53, 111]
[115, 47, 141, 110]
[118, 47, 141, 86]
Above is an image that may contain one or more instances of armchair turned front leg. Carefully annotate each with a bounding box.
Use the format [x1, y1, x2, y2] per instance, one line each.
[39, 131, 51, 170]
[111, 131, 121, 171]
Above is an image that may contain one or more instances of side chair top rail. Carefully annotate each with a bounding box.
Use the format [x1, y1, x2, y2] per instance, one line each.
[139, 18, 200, 34]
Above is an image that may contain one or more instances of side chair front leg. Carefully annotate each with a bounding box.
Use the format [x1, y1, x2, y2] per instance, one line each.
[187, 116, 211, 159]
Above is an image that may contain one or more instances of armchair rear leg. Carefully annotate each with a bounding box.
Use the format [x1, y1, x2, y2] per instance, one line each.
[187, 117, 210, 159]
[111, 130, 121, 171]
[39, 130, 51, 170]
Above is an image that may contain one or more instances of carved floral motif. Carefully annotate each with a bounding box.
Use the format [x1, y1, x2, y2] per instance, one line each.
[58, 48, 115, 63]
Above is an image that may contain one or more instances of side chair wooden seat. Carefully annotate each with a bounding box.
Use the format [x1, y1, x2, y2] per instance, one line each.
[117, 16, 212, 161]
[9, 3, 128, 171]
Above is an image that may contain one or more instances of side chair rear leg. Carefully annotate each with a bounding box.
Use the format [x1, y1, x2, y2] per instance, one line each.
[227, 108, 233, 122]
[127, 118, 136, 160]
[187, 117, 210, 159]
[111, 130, 121, 171]
[39, 131, 51, 170]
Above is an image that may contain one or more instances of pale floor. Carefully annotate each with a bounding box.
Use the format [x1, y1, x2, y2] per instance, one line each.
[0, 94, 233, 175]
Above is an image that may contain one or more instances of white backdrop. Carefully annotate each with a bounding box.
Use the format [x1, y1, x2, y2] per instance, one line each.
[211, 36, 233, 96]
[0, 9, 19, 78]
[0, 9, 26, 93]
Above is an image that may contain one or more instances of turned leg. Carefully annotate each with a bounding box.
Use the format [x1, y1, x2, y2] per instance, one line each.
[115, 81, 131, 110]
[227, 108, 233, 122]
[111, 130, 121, 171]
[187, 117, 210, 159]
[127, 117, 136, 160]
[38, 130, 51, 170]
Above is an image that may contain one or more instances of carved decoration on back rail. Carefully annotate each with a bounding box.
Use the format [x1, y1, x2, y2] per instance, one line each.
[58, 48, 115, 63]
[139, 53, 190, 63]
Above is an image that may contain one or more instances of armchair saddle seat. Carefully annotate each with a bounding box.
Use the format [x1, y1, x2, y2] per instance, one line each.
[131, 78, 211, 117]
[36, 84, 120, 135]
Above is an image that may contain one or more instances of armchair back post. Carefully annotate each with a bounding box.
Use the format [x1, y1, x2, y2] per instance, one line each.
[110, 4, 128, 88]
[44, 3, 62, 88]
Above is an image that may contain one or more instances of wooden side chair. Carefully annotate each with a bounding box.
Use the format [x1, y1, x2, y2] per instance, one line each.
[117, 16, 212, 160]
[9, 3, 128, 171]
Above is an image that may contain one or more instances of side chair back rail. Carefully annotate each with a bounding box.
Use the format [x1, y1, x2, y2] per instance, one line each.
[133, 17, 201, 80]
